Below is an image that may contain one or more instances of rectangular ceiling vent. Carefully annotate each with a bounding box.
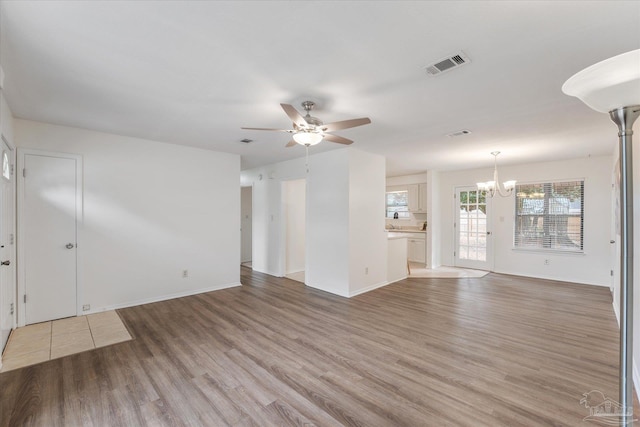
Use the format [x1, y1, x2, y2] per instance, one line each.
[425, 51, 471, 76]
[446, 130, 472, 138]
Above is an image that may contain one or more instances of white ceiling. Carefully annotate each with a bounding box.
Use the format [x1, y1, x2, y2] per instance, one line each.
[1, 1, 639, 176]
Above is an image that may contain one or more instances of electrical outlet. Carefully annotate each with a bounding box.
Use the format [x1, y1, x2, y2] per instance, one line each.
[82, 304, 90, 311]
[182, 269, 189, 278]
[544, 259, 550, 265]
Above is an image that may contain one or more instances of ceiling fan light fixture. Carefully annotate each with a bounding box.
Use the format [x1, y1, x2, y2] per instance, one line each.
[293, 131, 323, 146]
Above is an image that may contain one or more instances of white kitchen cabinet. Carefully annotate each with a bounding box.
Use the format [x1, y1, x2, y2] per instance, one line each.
[408, 237, 426, 263]
[407, 183, 427, 213]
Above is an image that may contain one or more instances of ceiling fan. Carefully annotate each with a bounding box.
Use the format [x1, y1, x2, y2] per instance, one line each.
[241, 101, 371, 147]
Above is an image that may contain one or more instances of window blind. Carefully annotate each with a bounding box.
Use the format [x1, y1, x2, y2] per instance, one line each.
[514, 180, 584, 252]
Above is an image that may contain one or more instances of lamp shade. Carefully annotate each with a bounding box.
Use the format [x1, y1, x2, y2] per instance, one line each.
[293, 131, 323, 146]
[562, 49, 640, 113]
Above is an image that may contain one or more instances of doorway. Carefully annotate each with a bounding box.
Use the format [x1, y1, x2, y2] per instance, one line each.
[0, 136, 15, 351]
[282, 179, 306, 283]
[454, 186, 493, 271]
[240, 186, 252, 268]
[18, 150, 82, 325]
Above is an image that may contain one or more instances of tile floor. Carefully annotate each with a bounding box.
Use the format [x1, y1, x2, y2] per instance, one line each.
[0, 310, 132, 372]
[408, 262, 489, 278]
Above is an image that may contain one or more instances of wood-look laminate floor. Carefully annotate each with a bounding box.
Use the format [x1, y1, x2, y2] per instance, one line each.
[0, 269, 633, 426]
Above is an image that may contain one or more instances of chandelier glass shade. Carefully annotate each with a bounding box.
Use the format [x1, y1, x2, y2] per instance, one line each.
[476, 151, 516, 197]
[292, 131, 323, 146]
[561, 49, 640, 113]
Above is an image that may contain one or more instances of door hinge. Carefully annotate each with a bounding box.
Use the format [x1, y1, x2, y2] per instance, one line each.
[10, 164, 14, 176]
[9, 302, 14, 315]
[9, 233, 13, 245]
[22, 168, 26, 178]
[611, 270, 614, 276]
[23, 294, 26, 303]
[454, 251, 456, 257]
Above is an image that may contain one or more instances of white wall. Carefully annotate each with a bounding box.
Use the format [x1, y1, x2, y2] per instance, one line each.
[241, 157, 307, 276]
[306, 150, 351, 295]
[349, 149, 387, 295]
[426, 170, 441, 268]
[240, 186, 252, 263]
[15, 119, 241, 314]
[283, 179, 305, 274]
[438, 155, 613, 286]
[241, 147, 387, 297]
[0, 94, 14, 145]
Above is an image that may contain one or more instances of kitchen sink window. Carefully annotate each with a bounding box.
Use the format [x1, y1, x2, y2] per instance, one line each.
[386, 190, 410, 219]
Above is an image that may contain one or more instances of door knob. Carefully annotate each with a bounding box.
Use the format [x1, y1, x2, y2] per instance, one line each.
[1, 260, 10, 266]
[66, 243, 75, 249]
[610, 240, 616, 244]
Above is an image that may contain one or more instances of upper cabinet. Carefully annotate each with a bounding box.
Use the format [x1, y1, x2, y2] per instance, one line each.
[407, 183, 427, 213]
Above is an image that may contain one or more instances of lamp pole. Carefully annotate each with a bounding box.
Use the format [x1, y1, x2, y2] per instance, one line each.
[611, 106, 640, 426]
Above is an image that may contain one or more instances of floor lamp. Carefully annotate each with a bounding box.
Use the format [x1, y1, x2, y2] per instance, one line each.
[563, 49, 640, 426]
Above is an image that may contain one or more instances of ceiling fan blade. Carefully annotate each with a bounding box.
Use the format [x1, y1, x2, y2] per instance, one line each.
[285, 140, 297, 148]
[241, 127, 294, 133]
[321, 117, 371, 132]
[323, 133, 353, 145]
[280, 103, 308, 128]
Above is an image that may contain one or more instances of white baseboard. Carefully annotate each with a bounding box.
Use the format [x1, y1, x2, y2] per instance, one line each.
[348, 280, 390, 297]
[83, 282, 242, 314]
[634, 361, 640, 407]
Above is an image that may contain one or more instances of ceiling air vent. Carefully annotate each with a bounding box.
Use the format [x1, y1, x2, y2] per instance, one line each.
[446, 130, 471, 138]
[425, 51, 471, 76]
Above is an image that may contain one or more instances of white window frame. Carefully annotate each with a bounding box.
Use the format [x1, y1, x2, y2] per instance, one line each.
[514, 179, 584, 254]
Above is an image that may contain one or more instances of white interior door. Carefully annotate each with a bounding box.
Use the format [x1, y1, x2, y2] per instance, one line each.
[23, 153, 78, 324]
[0, 138, 15, 350]
[240, 186, 252, 264]
[455, 186, 493, 270]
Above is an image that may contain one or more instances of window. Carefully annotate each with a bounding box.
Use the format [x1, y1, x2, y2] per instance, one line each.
[514, 180, 584, 252]
[386, 190, 410, 219]
[2, 151, 9, 180]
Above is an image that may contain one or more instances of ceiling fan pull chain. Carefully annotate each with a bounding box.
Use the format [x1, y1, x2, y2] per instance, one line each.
[305, 145, 309, 173]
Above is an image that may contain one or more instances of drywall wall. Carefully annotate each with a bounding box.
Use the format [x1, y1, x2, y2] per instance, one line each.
[241, 157, 306, 276]
[15, 119, 240, 315]
[0, 93, 13, 145]
[283, 179, 305, 274]
[241, 147, 387, 297]
[426, 169, 441, 269]
[306, 149, 351, 295]
[437, 155, 613, 286]
[240, 186, 252, 263]
[348, 149, 387, 295]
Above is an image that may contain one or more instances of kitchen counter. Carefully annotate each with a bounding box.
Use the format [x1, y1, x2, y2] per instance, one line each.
[387, 237, 408, 283]
[387, 230, 426, 239]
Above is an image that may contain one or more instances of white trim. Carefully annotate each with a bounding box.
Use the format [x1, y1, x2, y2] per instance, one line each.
[348, 280, 390, 297]
[0, 134, 16, 346]
[82, 282, 242, 314]
[491, 268, 609, 287]
[17, 148, 83, 326]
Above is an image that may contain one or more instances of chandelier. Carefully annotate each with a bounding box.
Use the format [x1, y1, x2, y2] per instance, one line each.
[476, 151, 516, 197]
